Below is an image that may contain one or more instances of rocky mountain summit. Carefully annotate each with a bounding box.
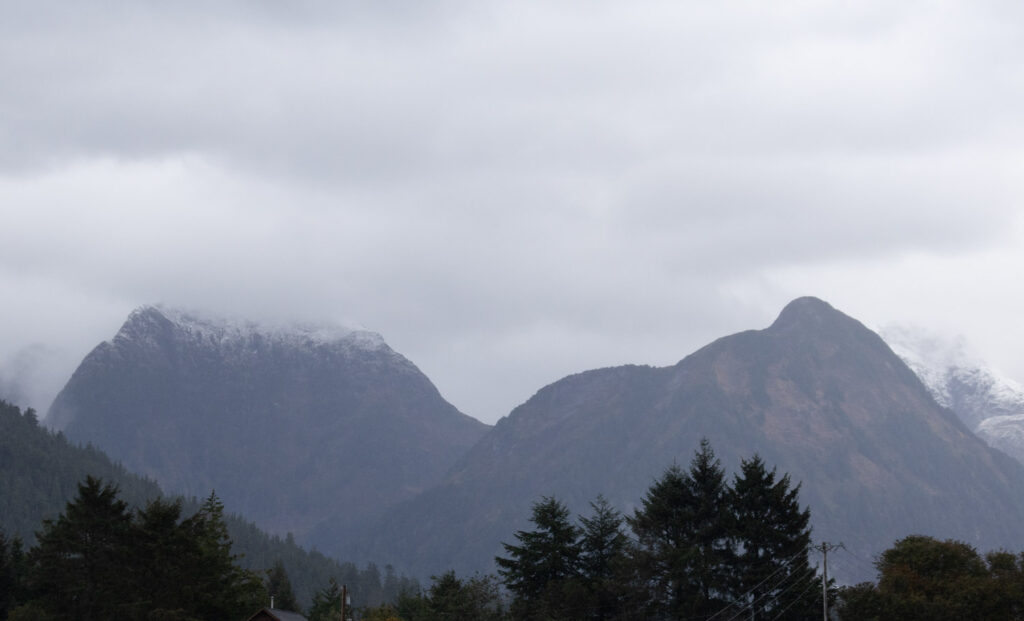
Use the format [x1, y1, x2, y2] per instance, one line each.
[47, 305, 490, 542]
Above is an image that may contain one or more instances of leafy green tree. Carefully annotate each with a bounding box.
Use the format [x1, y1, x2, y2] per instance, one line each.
[496, 496, 582, 620]
[266, 559, 301, 612]
[628, 439, 733, 620]
[875, 535, 989, 620]
[728, 454, 818, 620]
[984, 551, 1024, 619]
[837, 536, 1024, 621]
[836, 581, 887, 621]
[577, 496, 629, 621]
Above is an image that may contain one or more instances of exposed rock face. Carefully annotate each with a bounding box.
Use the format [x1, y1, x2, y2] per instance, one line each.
[48, 306, 490, 542]
[330, 297, 1024, 583]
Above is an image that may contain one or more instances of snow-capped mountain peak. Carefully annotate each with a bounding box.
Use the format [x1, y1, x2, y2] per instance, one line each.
[879, 324, 1024, 464]
[122, 304, 390, 354]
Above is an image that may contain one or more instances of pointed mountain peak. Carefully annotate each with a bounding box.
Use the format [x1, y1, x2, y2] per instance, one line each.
[767, 297, 875, 343]
[771, 296, 840, 328]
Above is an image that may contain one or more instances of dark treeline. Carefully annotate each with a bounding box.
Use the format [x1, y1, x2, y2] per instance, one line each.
[0, 400, 418, 617]
[0, 400, 163, 545]
[1, 476, 264, 620]
[359, 439, 825, 621]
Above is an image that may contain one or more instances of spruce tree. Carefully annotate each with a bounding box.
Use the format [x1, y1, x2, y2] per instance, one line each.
[309, 577, 345, 621]
[578, 496, 629, 621]
[422, 570, 506, 621]
[628, 439, 733, 620]
[0, 530, 24, 618]
[182, 491, 266, 619]
[729, 455, 817, 621]
[27, 476, 135, 620]
[496, 496, 582, 620]
[266, 559, 301, 612]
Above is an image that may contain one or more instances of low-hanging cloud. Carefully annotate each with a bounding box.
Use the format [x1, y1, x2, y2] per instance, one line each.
[3, 0, 1024, 421]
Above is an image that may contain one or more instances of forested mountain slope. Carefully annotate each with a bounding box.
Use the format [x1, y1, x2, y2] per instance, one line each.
[0, 400, 415, 608]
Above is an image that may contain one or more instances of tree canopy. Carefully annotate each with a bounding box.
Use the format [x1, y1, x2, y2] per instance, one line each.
[11, 477, 265, 620]
[838, 535, 1024, 621]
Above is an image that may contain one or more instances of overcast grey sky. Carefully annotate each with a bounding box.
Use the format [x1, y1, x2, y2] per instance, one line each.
[2, 1, 1024, 424]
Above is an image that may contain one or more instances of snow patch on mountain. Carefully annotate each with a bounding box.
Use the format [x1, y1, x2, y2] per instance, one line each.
[879, 324, 1024, 463]
[127, 305, 389, 352]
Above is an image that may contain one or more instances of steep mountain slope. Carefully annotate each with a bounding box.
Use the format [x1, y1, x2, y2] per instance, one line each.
[328, 297, 1024, 583]
[880, 325, 1024, 464]
[47, 306, 490, 544]
[0, 399, 415, 608]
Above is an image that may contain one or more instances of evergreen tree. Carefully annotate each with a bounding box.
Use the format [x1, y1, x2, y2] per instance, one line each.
[578, 496, 629, 621]
[0, 529, 26, 618]
[628, 439, 733, 620]
[411, 570, 507, 621]
[496, 496, 582, 620]
[180, 492, 266, 619]
[728, 455, 818, 621]
[27, 476, 135, 620]
[22, 481, 265, 621]
[266, 559, 300, 612]
[309, 577, 345, 621]
[131, 496, 196, 617]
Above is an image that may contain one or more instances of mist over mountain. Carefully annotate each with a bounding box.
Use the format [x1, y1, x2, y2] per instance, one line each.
[325, 297, 1024, 583]
[881, 325, 1024, 465]
[47, 305, 490, 543]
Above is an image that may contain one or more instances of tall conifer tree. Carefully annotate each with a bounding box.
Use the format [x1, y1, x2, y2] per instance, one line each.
[578, 496, 629, 620]
[628, 439, 733, 620]
[27, 476, 135, 620]
[266, 559, 301, 612]
[496, 496, 581, 620]
[729, 455, 818, 620]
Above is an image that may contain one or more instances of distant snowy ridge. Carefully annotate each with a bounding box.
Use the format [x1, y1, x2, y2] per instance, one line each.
[879, 324, 1024, 463]
[124, 305, 390, 353]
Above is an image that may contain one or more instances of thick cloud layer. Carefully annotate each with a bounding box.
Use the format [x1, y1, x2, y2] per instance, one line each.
[2, 1, 1023, 422]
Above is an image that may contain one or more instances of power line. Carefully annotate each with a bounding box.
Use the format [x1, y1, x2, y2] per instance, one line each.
[723, 562, 817, 621]
[768, 574, 822, 621]
[706, 547, 812, 621]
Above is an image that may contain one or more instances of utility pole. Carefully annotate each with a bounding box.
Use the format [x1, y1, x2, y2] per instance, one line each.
[341, 584, 348, 621]
[813, 542, 844, 621]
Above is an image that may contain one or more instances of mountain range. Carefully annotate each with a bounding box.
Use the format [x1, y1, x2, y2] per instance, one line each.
[47, 306, 489, 539]
[323, 297, 1024, 582]
[42, 297, 1024, 584]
